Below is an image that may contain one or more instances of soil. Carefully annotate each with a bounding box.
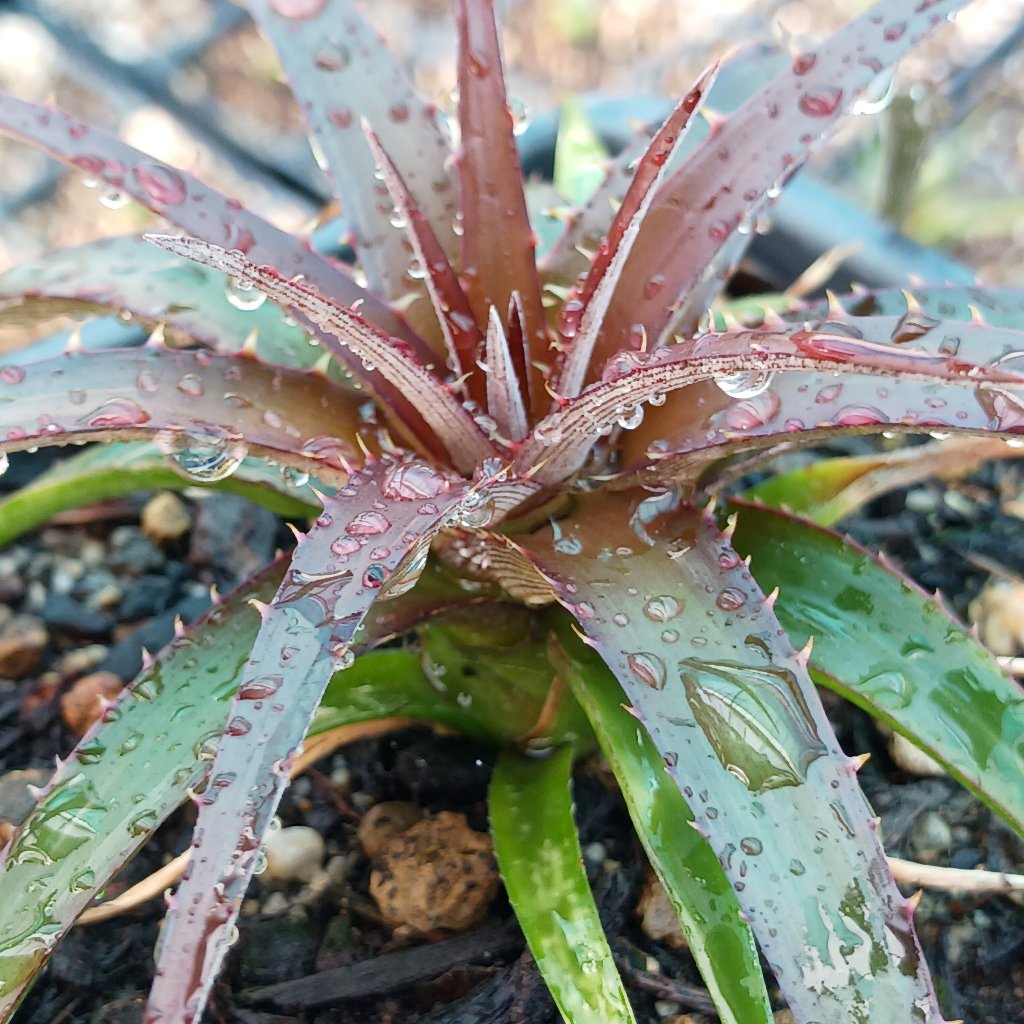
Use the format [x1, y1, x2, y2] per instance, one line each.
[1, 447, 1024, 1024]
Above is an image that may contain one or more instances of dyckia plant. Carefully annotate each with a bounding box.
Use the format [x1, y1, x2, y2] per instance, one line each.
[2, 1, 1024, 1022]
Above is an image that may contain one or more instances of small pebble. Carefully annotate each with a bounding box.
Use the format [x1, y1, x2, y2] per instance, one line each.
[654, 1000, 681, 1017]
[262, 825, 326, 885]
[357, 801, 422, 858]
[370, 811, 499, 934]
[774, 1012, 796, 1024]
[911, 812, 952, 861]
[888, 732, 945, 778]
[0, 614, 47, 679]
[261, 891, 290, 917]
[40, 593, 114, 639]
[636, 871, 688, 951]
[583, 841, 607, 867]
[60, 671, 123, 736]
[56, 644, 108, 676]
[0, 769, 52, 824]
[141, 492, 192, 545]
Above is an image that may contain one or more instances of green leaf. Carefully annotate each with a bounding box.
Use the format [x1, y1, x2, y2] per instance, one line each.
[550, 624, 773, 1024]
[554, 98, 609, 206]
[730, 500, 1024, 841]
[0, 561, 284, 1019]
[0, 442, 318, 548]
[489, 746, 637, 1024]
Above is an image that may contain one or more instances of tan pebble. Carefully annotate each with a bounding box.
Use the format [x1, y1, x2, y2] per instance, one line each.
[357, 800, 422, 858]
[969, 581, 1024, 656]
[369, 811, 499, 934]
[141, 492, 192, 545]
[263, 825, 325, 884]
[637, 871, 688, 951]
[888, 731, 945, 778]
[773, 1011, 796, 1023]
[60, 671, 123, 735]
[261, 891, 289, 917]
[0, 819, 15, 849]
[0, 614, 47, 680]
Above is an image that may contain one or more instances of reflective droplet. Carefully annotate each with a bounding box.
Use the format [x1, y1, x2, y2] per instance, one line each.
[798, 87, 843, 118]
[381, 460, 450, 500]
[225, 278, 266, 311]
[616, 405, 645, 430]
[716, 588, 746, 612]
[627, 652, 667, 690]
[155, 426, 248, 482]
[740, 836, 763, 856]
[269, 0, 326, 17]
[238, 674, 283, 701]
[98, 186, 129, 209]
[0, 365, 26, 385]
[346, 510, 390, 536]
[716, 370, 773, 399]
[280, 465, 311, 488]
[644, 595, 681, 622]
[0, 451, 7, 478]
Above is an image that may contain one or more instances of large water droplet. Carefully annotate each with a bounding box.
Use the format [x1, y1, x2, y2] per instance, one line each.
[382, 460, 450, 500]
[798, 87, 843, 118]
[225, 278, 267, 311]
[155, 426, 248, 482]
[616, 405, 645, 430]
[346, 510, 391, 536]
[627, 652, 667, 690]
[99, 186, 129, 209]
[860, 670, 912, 710]
[133, 163, 187, 206]
[643, 595, 681, 622]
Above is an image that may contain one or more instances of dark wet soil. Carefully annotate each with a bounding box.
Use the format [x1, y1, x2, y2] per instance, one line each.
[2, 450, 1024, 1024]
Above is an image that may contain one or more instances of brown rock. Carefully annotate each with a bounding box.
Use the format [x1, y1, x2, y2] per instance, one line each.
[369, 811, 499, 933]
[636, 871, 688, 951]
[357, 801, 422, 859]
[60, 671, 123, 735]
[0, 614, 47, 679]
[141, 491, 192, 545]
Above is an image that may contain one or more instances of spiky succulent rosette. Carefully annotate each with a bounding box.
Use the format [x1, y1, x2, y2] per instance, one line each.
[2, 0, 1024, 1022]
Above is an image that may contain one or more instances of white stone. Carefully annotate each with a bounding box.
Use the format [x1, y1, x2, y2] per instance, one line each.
[262, 825, 326, 885]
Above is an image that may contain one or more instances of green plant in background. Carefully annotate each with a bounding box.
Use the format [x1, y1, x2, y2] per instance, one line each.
[0, 1, 1022, 1022]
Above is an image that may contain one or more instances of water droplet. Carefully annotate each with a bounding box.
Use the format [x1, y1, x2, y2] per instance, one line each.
[740, 837, 763, 856]
[798, 87, 843, 117]
[281, 465, 311, 488]
[226, 716, 252, 736]
[716, 369, 774, 399]
[225, 278, 266, 311]
[0, 365, 26, 385]
[627, 652, 667, 690]
[616, 405, 645, 430]
[155, 426, 248, 482]
[238, 675, 283, 701]
[176, 373, 204, 398]
[716, 588, 746, 612]
[133, 163, 187, 206]
[860, 670, 912, 710]
[0, 451, 7, 478]
[83, 398, 151, 428]
[792, 52, 817, 75]
[891, 308, 941, 343]
[346, 510, 390, 535]
[382, 460, 450, 500]
[98, 186, 129, 209]
[644, 595, 681, 622]
[334, 645, 355, 670]
[834, 405, 885, 427]
[723, 391, 780, 430]
[314, 40, 350, 71]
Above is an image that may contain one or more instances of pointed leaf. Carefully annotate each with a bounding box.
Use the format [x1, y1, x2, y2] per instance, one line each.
[0, 235, 316, 367]
[506, 489, 945, 1023]
[145, 458, 468, 1023]
[592, 0, 966, 368]
[554, 65, 717, 401]
[0, 441, 319, 549]
[455, 0, 548, 416]
[730, 500, 1024, 842]
[0, 560, 284, 1020]
[0, 346, 363, 482]
[550, 626, 772, 1024]
[147, 235, 496, 473]
[485, 306, 529, 442]
[0, 95, 412, 343]
[245, 0, 458, 304]
[489, 746, 637, 1024]
[363, 123, 484, 390]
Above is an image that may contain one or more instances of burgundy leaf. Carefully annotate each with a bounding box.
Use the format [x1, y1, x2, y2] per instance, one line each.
[591, 0, 966, 374]
[363, 123, 485, 397]
[144, 457, 469, 1024]
[516, 321, 1024, 483]
[245, 0, 459, 310]
[455, 0, 548, 416]
[506, 489, 946, 1023]
[484, 306, 529, 442]
[147, 235, 497, 473]
[554, 65, 718, 401]
[0, 345, 365, 483]
[0, 94, 415, 346]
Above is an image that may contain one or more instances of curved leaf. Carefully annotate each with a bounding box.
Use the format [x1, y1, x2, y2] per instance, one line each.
[489, 746, 637, 1024]
[147, 235, 496, 473]
[0, 235, 316, 368]
[592, 0, 966, 370]
[0, 94, 413, 343]
[0, 346, 363, 483]
[0, 561, 284, 1021]
[245, 0, 458, 306]
[0, 442, 319, 549]
[145, 458, 468, 1023]
[729, 500, 1024, 841]
[506, 489, 945, 1024]
[550, 625, 773, 1024]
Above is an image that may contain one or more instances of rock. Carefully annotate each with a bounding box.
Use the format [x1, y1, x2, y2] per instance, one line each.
[969, 581, 1024, 656]
[56, 644, 108, 677]
[141, 492, 192, 545]
[0, 614, 47, 679]
[0, 768, 52, 824]
[888, 731, 945, 778]
[261, 891, 290, 917]
[636, 871, 688, 951]
[774, 1011, 796, 1023]
[40, 593, 114, 639]
[107, 526, 166, 576]
[118, 573, 177, 621]
[911, 811, 953, 861]
[190, 493, 277, 589]
[370, 811, 499, 934]
[0, 819, 16, 848]
[60, 671, 124, 736]
[357, 801, 422, 858]
[263, 826, 326, 885]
